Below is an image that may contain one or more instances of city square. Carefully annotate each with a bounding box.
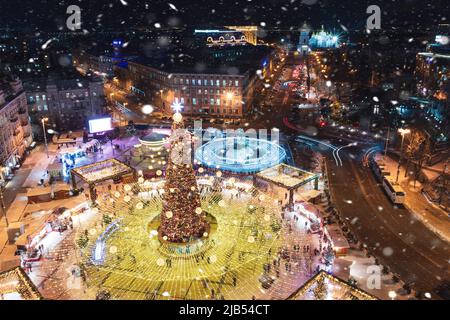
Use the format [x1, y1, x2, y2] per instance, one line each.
[0, 0, 449, 309]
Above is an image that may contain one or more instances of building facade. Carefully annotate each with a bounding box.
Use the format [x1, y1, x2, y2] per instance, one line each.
[0, 76, 33, 185]
[25, 73, 105, 132]
[115, 45, 275, 119]
[121, 61, 249, 118]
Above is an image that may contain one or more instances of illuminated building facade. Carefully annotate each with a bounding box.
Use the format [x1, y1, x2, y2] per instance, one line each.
[116, 45, 273, 119]
[297, 30, 311, 55]
[194, 26, 258, 47]
[414, 27, 450, 142]
[309, 27, 341, 49]
[0, 75, 33, 186]
[225, 26, 258, 45]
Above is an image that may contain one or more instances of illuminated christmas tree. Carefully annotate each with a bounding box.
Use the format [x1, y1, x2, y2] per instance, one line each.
[159, 110, 208, 243]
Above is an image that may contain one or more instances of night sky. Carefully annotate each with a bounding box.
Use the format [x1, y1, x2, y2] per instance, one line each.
[0, 0, 448, 33]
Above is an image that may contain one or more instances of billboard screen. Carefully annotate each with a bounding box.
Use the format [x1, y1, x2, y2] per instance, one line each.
[89, 117, 112, 134]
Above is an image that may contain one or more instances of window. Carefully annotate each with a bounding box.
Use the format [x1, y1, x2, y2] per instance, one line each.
[210, 98, 215, 105]
[42, 94, 46, 101]
[193, 98, 197, 105]
[43, 104, 48, 111]
[181, 97, 185, 104]
[198, 79, 202, 86]
[216, 99, 220, 106]
[210, 79, 214, 86]
[216, 80, 220, 86]
[235, 80, 239, 86]
[36, 95, 40, 102]
[204, 79, 208, 86]
[223, 80, 227, 86]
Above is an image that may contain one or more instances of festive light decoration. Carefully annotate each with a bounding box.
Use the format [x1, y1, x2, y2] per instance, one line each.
[195, 136, 286, 173]
[288, 270, 377, 300]
[159, 112, 209, 243]
[62, 112, 325, 300]
[309, 27, 342, 49]
[0, 267, 43, 300]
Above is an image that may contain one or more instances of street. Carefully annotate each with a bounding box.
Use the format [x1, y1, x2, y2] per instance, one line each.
[323, 142, 449, 297]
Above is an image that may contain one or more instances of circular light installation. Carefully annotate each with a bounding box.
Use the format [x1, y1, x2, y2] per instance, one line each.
[195, 137, 286, 173]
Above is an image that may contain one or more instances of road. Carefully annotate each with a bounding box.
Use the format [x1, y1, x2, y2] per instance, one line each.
[323, 142, 450, 298]
[280, 53, 449, 298]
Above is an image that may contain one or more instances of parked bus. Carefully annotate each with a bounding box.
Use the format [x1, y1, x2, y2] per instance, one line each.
[382, 177, 406, 204]
[370, 156, 406, 204]
[370, 159, 389, 182]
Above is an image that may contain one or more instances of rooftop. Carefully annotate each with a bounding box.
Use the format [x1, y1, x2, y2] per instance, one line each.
[256, 164, 319, 190]
[0, 267, 43, 300]
[288, 270, 377, 300]
[71, 158, 135, 184]
[0, 74, 24, 111]
[128, 44, 273, 75]
[23, 67, 103, 92]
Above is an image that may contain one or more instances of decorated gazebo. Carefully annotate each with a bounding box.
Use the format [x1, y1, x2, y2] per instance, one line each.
[287, 270, 377, 300]
[70, 158, 137, 201]
[0, 267, 43, 300]
[255, 163, 320, 207]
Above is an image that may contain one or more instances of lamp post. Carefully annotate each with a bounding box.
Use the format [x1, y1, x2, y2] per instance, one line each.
[439, 160, 448, 205]
[396, 128, 410, 183]
[41, 117, 49, 158]
[0, 185, 7, 227]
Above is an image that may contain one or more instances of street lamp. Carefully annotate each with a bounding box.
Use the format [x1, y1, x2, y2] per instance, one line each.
[142, 104, 154, 115]
[41, 117, 49, 158]
[388, 290, 397, 300]
[0, 184, 8, 227]
[396, 128, 411, 183]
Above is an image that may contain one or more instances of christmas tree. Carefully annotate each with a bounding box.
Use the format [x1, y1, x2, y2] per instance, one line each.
[159, 112, 208, 243]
